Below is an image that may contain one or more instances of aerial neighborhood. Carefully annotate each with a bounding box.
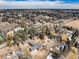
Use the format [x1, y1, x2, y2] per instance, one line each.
[0, 9, 78, 59]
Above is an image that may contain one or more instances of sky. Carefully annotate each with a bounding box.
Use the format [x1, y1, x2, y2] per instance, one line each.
[0, 0, 79, 9]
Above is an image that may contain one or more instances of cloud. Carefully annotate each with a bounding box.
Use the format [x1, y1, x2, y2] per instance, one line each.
[0, 0, 62, 1]
[0, 0, 79, 9]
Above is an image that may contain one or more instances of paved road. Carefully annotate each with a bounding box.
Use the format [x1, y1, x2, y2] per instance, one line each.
[0, 42, 7, 49]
